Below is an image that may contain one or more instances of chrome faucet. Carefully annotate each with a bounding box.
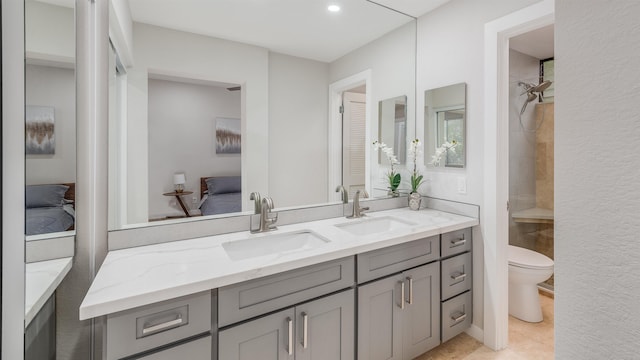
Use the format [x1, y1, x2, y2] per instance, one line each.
[335, 185, 349, 204]
[348, 190, 369, 218]
[252, 196, 278, 233]
[249, 192, 261, 214]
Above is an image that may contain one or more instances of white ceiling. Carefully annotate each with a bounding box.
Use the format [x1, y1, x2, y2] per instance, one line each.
[36, 0, 454, 63]
[126, 0, 422, 62]
[510, 24, 555, 59]
[373, 0, 453, 17]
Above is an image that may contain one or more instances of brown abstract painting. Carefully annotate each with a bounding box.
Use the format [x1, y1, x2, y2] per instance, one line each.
[26, 105, 55, 155]
[216, 117, 241, 154]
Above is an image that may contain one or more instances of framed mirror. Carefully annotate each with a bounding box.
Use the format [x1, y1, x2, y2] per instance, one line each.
[424, 83, 466, 168]
[24, 0, 76, 243]
[107, 0, 417, 232]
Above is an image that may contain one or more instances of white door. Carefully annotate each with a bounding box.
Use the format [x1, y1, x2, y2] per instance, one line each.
[342, 92, 366, 194]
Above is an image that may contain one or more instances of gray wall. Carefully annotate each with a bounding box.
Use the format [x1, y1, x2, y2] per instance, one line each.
[556, 0, 640, 358]
[26, 64, 76, 185]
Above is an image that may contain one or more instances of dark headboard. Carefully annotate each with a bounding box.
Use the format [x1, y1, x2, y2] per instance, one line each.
[200, 177, 209, 199]
[62, 182, 75, 205]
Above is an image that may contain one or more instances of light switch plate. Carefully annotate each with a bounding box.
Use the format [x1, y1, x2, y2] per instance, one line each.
[457, 177, 467, 194]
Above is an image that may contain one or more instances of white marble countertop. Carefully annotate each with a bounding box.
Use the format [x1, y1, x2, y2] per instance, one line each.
[80, 208, 478, 320]
[25, 257, 73, 327]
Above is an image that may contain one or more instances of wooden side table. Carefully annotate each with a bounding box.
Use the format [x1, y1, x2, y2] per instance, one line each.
[162, 190, 194, 217]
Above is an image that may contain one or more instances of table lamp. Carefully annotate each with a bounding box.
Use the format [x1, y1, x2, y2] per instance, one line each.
[173, 173, 186, 193]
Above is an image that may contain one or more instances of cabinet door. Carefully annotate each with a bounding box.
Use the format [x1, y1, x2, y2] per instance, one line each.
[402, 263, 440, 359]
[219, 308, 295, 360]
[296, 289, 354, 360]
[136, 335, 211, 360]
[358, 275, 403, 360]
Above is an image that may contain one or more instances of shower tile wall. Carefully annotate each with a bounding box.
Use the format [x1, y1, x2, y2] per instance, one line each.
[509, 49, 540, 250]
[535, 103, 554, 287]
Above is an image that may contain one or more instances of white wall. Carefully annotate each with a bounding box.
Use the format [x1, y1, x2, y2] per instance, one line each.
[25, 64, 76, 184]
[330, 21, 417, 193]
[25, 1, 74, 61]
[148, 78, 241, 218]
[268, 52, 329, 207]
[555, 1, 640, 358]
[508, 49, 539, 248]
[416, 0, 541, 332]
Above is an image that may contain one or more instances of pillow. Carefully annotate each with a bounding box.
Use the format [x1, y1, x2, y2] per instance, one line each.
[206, 176, 241, 195]
[26, 184, 69, 208]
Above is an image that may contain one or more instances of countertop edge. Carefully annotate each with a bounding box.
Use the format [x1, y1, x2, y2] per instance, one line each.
[25, 257, 73, 327]
[80, 210, 478, 320]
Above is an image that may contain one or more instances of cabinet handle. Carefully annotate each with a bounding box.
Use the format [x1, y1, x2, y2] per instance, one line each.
[406, 277, 413, 305]
[450, 234, 466, 247]
[301, 312, 308, 349]
[451, 313, 467, 324]
[399, 281, 405, 309]
[141, 316, 183, 335]
[286, 317, 293, 355]
[451, 272, 467, 282]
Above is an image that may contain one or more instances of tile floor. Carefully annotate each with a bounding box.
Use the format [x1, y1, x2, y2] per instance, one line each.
[416, 294, 554, 359]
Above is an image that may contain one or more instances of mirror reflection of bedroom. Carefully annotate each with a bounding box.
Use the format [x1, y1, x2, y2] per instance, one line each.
[107, 62, 243, 226]
[25, 0, 76, 237]
[148, 77, 242, 221]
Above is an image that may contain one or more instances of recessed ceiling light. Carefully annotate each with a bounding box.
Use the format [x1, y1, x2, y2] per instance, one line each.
[328, 4, 341, 12]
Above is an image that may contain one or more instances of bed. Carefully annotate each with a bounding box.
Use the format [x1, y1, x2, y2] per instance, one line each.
[25, 183, 75, 235]
[199, 176, 242, 216]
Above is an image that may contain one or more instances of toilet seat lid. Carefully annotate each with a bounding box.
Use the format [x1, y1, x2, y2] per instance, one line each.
[508, 245, 554, 269]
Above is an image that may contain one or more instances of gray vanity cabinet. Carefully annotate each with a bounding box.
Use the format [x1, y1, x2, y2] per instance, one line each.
[219, 289, 354, 360]
[357, 262, 440, 360]
[136, 335, 212, 359]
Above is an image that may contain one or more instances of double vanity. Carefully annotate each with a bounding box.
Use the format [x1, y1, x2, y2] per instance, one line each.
[80, 206, 478, 359]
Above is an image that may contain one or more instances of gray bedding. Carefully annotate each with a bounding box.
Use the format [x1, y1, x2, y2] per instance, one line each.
[200, 193, 242, 216]
[26, 205, 75, 235]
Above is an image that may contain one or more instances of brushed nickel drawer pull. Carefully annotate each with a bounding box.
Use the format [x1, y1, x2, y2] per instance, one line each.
[142, 316, 183, 335]
[286, 317, 293, 355]
[302, 312, 308, 349]
[399, 281, 405, 309]
[406, 277, 413, 305]
[451, 313, 467, 324]
[450, 234, 466, 247]
[451, 272, 467, 282]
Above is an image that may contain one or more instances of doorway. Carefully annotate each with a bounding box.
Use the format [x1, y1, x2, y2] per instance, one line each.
[483, 0, 554, 350]
[328, 70, 372, 201]
[342, 87, 366, 194]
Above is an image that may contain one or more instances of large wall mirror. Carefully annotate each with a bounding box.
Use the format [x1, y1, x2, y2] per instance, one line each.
[24, 0, 76, 246]
[107, 0, 417, 231]
[424, 83, 466, 168]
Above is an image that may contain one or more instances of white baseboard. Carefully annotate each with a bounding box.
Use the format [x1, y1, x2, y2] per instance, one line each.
[465, 324, 484, 343]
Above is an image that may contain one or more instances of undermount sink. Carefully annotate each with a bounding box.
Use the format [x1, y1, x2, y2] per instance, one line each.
[222, 230, 330, 261]
[335, 216, 416, 236]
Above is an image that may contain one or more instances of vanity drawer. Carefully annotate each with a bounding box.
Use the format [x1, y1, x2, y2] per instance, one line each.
[441, 252, 472, 300]
[218, 256, 355, 327]
[136, 335, 211, 360]
[106, 291, 211, 360]
[441, 291, 472, 342]
[357, 236, 439, 284]
[441, 228, 472, 258]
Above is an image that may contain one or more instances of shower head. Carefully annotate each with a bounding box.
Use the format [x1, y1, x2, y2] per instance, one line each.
[519, 80, 552, 95]
[519, 80, 553, 115]
[531, 80, 552, 93]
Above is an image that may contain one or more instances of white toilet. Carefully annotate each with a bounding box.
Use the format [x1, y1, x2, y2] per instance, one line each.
[508, 245, 554, 322]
